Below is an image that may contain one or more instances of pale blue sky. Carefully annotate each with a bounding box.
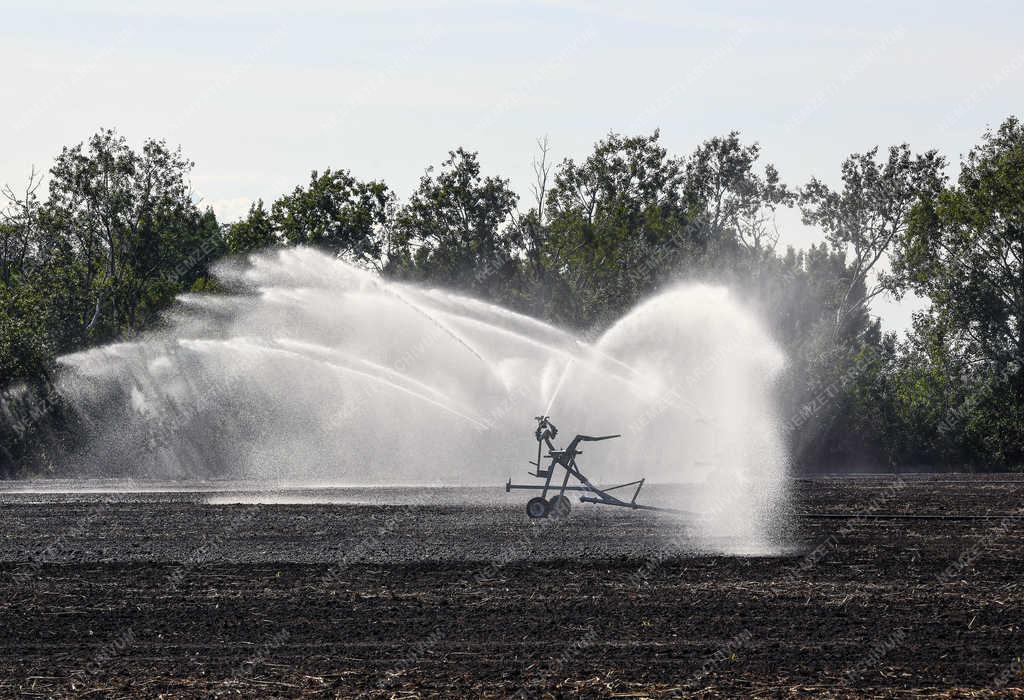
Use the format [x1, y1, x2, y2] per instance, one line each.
[2, 0, 1021, 332]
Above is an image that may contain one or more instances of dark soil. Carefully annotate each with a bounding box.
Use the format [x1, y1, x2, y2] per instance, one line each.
[2, 475, 1024, 698]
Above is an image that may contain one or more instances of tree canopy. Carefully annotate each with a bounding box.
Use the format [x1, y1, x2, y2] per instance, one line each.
[2, 118, 1023, 475]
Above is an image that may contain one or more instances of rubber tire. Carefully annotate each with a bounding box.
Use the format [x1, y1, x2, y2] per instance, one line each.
[548, 494, 571, 519]
[526, 496, 549, 519]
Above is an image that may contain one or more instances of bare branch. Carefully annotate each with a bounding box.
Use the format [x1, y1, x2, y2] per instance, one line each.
[530, 135, 551, 226]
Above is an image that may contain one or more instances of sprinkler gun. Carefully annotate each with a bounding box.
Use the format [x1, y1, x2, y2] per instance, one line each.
[506, 414, 685, 518]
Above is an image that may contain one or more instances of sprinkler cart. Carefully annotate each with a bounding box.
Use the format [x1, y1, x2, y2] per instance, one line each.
[506, 415, 683, 518]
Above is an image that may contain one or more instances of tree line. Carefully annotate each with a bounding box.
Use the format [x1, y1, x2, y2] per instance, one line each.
[1, 118, 1021, 475]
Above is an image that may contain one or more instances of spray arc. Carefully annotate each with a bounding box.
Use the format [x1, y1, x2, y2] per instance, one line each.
[57, 249, 788, 552]
[506, 415, 686, 518]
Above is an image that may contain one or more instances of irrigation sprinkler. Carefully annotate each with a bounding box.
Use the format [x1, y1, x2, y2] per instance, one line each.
[506, 415, 684, 518]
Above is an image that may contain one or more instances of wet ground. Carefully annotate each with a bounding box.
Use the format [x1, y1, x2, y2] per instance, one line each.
[2, 475, 1023, 697]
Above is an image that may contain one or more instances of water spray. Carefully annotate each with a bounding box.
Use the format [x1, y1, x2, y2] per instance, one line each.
[56, 248, 789, 552]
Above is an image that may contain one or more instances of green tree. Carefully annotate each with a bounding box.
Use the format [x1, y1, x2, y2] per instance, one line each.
[0, 168, 44, 287]
[767, 243, 881, 470]
[1, 130, 220, 475]
[893, 116, 1024, 466]
[0, 283, 51, 382]
[683, 131, 795, 254]
[270, 169, 394, 268]
[543, 131, 689, 325]
[800, 144, 946, 337]
[895, 117, 1023, 370]
[391, 148, 520, 295]
[225, 200, 277, 255]
[43, 129, 220, 343]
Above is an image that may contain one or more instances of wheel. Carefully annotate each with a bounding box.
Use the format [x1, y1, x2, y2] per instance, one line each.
[548, 494, 571, 519]
[526, 497, 549, 519]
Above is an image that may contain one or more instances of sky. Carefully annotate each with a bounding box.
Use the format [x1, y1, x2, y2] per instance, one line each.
[2, 0, 1021, 333]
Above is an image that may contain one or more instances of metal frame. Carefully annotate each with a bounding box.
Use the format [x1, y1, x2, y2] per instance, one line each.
[506, 416, 681, 515]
